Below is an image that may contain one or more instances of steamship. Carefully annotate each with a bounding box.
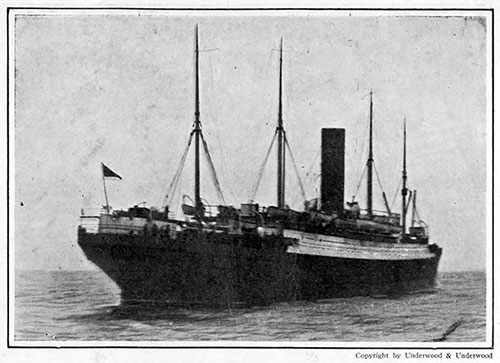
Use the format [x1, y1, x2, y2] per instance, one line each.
[77, 27, 442, 307]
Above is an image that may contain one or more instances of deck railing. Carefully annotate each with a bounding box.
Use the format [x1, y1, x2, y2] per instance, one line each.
[78, 208, 106, 233]
[357, 209, 401, 224]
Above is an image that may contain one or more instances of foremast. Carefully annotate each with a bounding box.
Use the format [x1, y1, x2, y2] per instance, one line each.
[165, 24, 225, 221]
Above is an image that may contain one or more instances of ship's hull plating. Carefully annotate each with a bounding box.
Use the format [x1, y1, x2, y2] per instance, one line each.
[78, 228, 441, 307]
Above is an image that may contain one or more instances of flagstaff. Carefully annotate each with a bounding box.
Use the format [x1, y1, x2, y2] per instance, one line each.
[101, 164, 110, 214]
[101, 162, 122, 214]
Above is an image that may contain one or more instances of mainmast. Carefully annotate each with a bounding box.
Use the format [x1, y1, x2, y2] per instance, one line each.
[367, 90, 374, 219]
[277, 38, 286, 209]
[250, 38, 307, 207]
[401, 119, 408, 239]
[165, 25, 226, 216]
[194, 24, 202, 219]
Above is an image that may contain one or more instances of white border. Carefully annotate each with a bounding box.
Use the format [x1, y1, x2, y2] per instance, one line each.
[2, 2, 495, 360]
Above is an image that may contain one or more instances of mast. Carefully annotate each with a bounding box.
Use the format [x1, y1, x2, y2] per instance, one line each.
[194, 24, 202, 219]
[367, 90, 374, 219]
[401, 119, 408, 239]
[277, 38, 285, 209]
[411, 190, 417, 227]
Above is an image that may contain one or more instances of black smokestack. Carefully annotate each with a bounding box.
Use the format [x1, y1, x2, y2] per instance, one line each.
[321, 128, 345, 214]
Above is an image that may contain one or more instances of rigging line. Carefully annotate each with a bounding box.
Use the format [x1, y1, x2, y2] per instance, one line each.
[250, 130, 278, 201]
[200, 132, 226, 205]
[169, 173, 183, 210]
[348, 115, 370, 195]
[302, 157, 320, 202]
[165, 131, 194, 206]
[166, 169, 183, 208]
[284, 133, 307, 202]
[354, 112, 371, 175]
[165, 137, 191, 206]
[172, 173, 185, 218]
[354, 164, 367, 200]
[199, 48, 220, 53]
[390, 176, 402, 210]
[200, 133, 225, 205]
[304, 148, 320, 183]
[170, 135, 192, 195]
[373, 162, 386, 194]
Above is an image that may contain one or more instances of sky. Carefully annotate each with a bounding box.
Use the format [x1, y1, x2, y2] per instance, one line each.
[12, 10, 488, 272]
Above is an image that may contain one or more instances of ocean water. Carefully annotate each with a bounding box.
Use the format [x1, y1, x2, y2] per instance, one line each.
[14, 270, 486, 342]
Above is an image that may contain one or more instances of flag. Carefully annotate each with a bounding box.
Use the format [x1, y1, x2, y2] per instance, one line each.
[101, 163, 122, 179]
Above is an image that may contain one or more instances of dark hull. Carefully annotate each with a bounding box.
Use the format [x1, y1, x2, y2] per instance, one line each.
[78, 228, 441, 307]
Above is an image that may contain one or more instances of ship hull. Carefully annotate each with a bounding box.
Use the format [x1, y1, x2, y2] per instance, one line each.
[78, 228, 441, 307]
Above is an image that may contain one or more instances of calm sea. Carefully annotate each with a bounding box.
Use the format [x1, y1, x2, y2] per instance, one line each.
[14, 270, 486, 342]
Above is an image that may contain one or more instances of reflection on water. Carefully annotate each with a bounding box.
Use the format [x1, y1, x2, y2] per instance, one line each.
[74, 303, 232, 324]
[15, 270, 486, 342]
